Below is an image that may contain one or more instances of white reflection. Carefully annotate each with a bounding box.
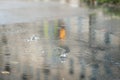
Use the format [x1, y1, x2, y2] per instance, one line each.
[26, 35, 40, 42]
[1, 71, 10, 75]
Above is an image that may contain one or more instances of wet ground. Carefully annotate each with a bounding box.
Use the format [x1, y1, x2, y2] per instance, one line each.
[0, 1, 120, 80]
[0, 1, 88, 25]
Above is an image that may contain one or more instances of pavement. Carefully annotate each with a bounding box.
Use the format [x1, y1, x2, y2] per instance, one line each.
[0, 1, 120, 80]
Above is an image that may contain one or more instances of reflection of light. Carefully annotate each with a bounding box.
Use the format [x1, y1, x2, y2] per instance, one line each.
[60, 53, 67, 63]
[61, 61, 66, 63]
[41, 50, 45, 54]
[26, 35, 39, 42]
[59, 27, 66, 39]
[1, 71, 10, 75]
[60, 54, 67, 58]
[10, 61, 19, 64]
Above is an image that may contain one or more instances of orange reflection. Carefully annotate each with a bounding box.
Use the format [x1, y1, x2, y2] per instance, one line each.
[59, 26, 66, 39]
